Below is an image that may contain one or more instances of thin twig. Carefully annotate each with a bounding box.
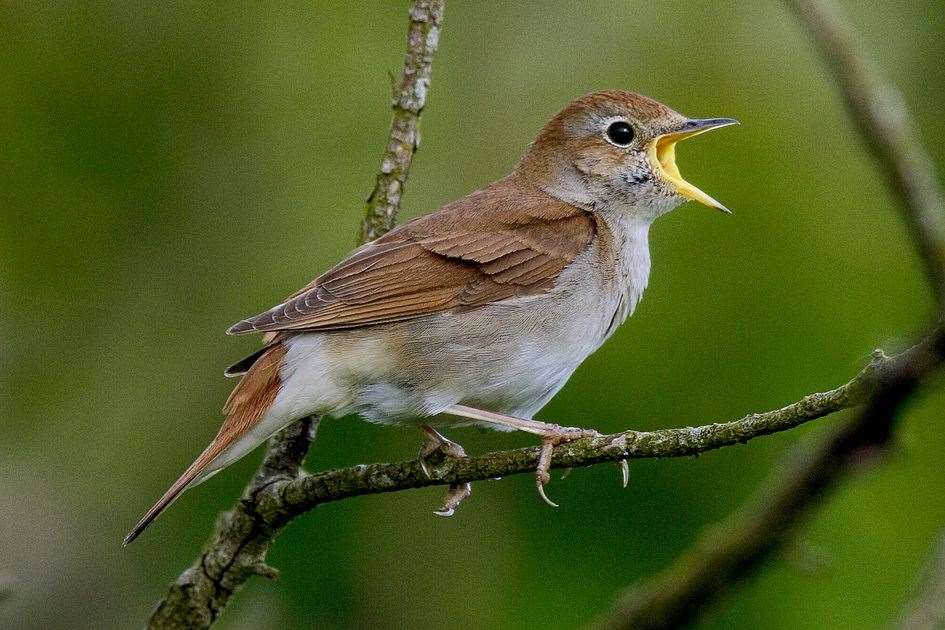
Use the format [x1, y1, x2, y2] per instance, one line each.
[593, 0, 945, 626]
[146, 2, 444, 627]
[786, 0, 945, 309]
[360, 0, 444, 242]
[899, 531, 945, 630]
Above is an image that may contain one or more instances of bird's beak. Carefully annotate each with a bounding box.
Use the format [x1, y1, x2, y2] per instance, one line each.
[647, 117, 739, 213]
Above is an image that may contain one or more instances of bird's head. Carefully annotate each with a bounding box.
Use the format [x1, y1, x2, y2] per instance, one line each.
[517, 90, 737, 220]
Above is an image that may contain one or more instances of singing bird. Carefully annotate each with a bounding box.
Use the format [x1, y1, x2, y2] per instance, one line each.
[124, 90, 736, 545]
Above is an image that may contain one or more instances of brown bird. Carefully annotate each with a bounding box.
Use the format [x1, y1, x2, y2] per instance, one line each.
[124, 90, 736, 545]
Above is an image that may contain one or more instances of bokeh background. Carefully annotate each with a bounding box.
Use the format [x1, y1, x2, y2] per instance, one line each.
[2, 1, 944, 628]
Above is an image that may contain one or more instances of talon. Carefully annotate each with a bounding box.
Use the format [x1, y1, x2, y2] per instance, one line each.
[536, 479, 559, 508]
[535, 438, 558, 507]
[560, 467, 572, 480]
[434, 482, 471, 517]
[437, 406, 600, 510]
[441, 441, 467, 459]
[618, 460, 629, 488]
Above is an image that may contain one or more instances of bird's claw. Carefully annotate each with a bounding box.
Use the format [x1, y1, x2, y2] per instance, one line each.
[536, 439, 558, 507]
[434, 482, 472, 517]
[534, 426, 599, 508]
[417, 426, 472, 516]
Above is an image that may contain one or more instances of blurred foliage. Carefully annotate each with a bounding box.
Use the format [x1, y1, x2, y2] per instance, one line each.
[1, 1, 943, 629]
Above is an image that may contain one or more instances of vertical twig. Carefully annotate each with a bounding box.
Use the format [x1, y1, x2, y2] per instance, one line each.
[361, 0, 444, 242]
[145, 2, 444, 627]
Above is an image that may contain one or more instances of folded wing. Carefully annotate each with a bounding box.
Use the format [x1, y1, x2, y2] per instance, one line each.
[228, 180, 595, 334]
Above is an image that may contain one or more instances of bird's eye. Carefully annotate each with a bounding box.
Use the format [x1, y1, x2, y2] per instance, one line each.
[605, 121, 635, 146]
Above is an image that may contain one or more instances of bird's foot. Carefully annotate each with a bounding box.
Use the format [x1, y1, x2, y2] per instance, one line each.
[417, 425, 467, 478]
[534, 425, 600, 508]
[417, 425, 472, 517]
[438, 405, 610, 508]
[434, 481, 472, 517]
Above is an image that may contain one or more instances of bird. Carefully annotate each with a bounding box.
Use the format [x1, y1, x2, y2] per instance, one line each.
[124, 90, 737, 545]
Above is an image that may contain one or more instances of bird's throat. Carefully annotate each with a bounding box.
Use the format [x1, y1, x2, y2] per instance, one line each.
[594, 212, 652, 341]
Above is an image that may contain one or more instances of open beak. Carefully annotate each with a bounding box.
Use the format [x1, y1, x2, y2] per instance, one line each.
[647, 117, 739, 213]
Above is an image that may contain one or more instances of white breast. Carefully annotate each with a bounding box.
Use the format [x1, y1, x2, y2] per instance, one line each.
[596, 212, 652, 341]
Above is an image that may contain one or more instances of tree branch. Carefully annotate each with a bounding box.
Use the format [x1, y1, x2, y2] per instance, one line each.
[592, 0, 945, 626]
[147, 419, 318, 629]
[360, 0, 444, 243]
[270, 335, 935, 512]
[146, 1, 444, 627]
[785, 0, 945, 308]
[152, 324, 941, 629]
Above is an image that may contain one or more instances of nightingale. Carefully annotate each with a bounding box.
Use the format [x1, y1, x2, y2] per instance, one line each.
[124, 90, 736, 545]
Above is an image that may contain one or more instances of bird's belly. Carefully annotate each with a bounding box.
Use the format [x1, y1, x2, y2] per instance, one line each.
[407, 296, 613, 420]
[274, 293, 613, 428]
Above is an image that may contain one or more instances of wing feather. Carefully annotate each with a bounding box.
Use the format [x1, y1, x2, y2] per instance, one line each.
[227, 177, 595, 334]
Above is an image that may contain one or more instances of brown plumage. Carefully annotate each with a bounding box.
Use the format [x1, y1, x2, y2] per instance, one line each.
[126, 176, 592, 545]
[123, 343, 285, 545]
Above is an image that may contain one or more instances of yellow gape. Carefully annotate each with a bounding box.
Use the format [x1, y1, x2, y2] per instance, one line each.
[648, 118, 738, 213]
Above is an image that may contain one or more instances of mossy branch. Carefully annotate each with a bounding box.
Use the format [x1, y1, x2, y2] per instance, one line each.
[258, 333, 937, 515]
[147, 326, 941, 629]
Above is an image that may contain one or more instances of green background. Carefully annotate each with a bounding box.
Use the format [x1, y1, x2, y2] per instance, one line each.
[1, 1, 943, 628]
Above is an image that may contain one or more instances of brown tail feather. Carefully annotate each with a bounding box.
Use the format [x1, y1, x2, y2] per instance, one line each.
[123, 342, 286, 546]
[122, 440, 230, 546]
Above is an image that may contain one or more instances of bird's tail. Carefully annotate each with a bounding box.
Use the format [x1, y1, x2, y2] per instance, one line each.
[123, 343, 287, 546]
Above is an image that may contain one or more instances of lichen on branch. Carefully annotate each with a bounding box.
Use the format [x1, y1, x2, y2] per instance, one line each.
[360, 0, 444, 243]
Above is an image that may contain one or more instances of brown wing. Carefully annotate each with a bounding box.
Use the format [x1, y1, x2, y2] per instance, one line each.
[227, 176, 595, 334]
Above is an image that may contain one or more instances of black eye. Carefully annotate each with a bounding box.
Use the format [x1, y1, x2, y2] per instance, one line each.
[606, 121, 635, 146]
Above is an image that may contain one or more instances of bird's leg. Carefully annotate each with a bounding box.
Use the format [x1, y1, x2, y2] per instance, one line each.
[417, 424, 472, 517]
[444, 404, 600, 507]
